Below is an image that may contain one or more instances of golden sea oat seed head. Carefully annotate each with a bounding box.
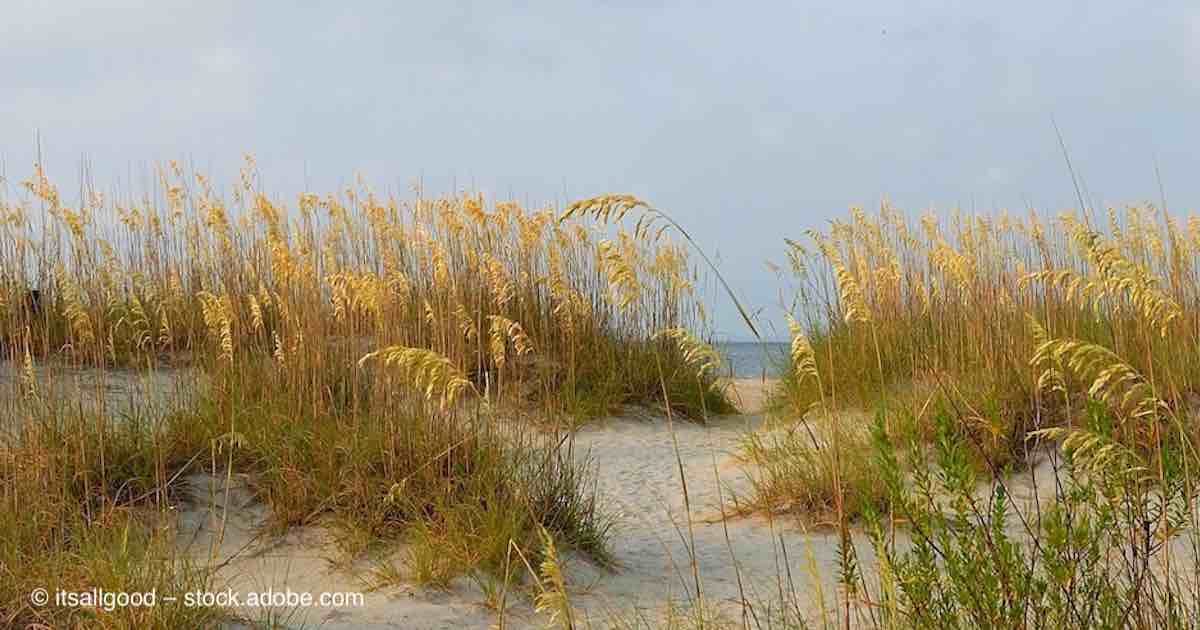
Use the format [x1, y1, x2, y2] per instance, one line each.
[358, 346, 473, 409]
[655, 327, 722, 381]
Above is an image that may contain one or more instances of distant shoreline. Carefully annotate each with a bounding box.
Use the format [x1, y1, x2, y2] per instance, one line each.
[715, 340, 789, 378]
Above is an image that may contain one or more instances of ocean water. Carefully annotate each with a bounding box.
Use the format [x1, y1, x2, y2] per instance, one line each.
[714, 342, 789, 379]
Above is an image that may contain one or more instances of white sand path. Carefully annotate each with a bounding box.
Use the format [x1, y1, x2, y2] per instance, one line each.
[559, 379, 856, 628]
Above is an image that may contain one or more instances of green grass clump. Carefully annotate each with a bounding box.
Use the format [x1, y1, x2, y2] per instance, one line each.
[741, 412, 887, 523]
[1, 403, 223, 628]
[171, 370, 613, 581]
[853, 406, 1200, 629]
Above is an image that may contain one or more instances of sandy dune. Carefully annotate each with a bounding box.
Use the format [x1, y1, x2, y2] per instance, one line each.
[173, 378, 864, 629]
[6, 364, 1090, 628]
[170, 377, 1103, 628]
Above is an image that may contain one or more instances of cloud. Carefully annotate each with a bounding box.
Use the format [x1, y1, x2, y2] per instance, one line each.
[195, 47, 245, 75]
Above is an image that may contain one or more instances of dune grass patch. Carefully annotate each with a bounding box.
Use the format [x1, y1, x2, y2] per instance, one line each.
[0, 161, 731, 624]
[744, 203, 1200, 628]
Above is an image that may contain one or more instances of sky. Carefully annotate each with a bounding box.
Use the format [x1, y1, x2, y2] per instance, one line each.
[3, 1, 1198, 340]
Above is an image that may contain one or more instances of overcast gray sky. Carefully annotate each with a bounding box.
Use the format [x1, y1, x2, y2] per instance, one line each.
[3, 1, 1198, 339]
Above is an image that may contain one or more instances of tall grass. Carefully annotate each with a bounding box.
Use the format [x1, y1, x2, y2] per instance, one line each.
[751, 202, 1200, 629]
[0, 160, 728, 626]
[0, 159, 727, 417]
[767, 204, 1200, 462]
[1, 391, 225, 628]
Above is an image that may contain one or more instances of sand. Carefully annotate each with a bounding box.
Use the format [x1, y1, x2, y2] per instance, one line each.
[7, 364, 1095, 628]
[176, 472, 502, 629]
[10, 360, 1191, 627]
[175, 376, 1128, 629]
[172, 378, 871, 628]
[0, 359, 199, 423]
